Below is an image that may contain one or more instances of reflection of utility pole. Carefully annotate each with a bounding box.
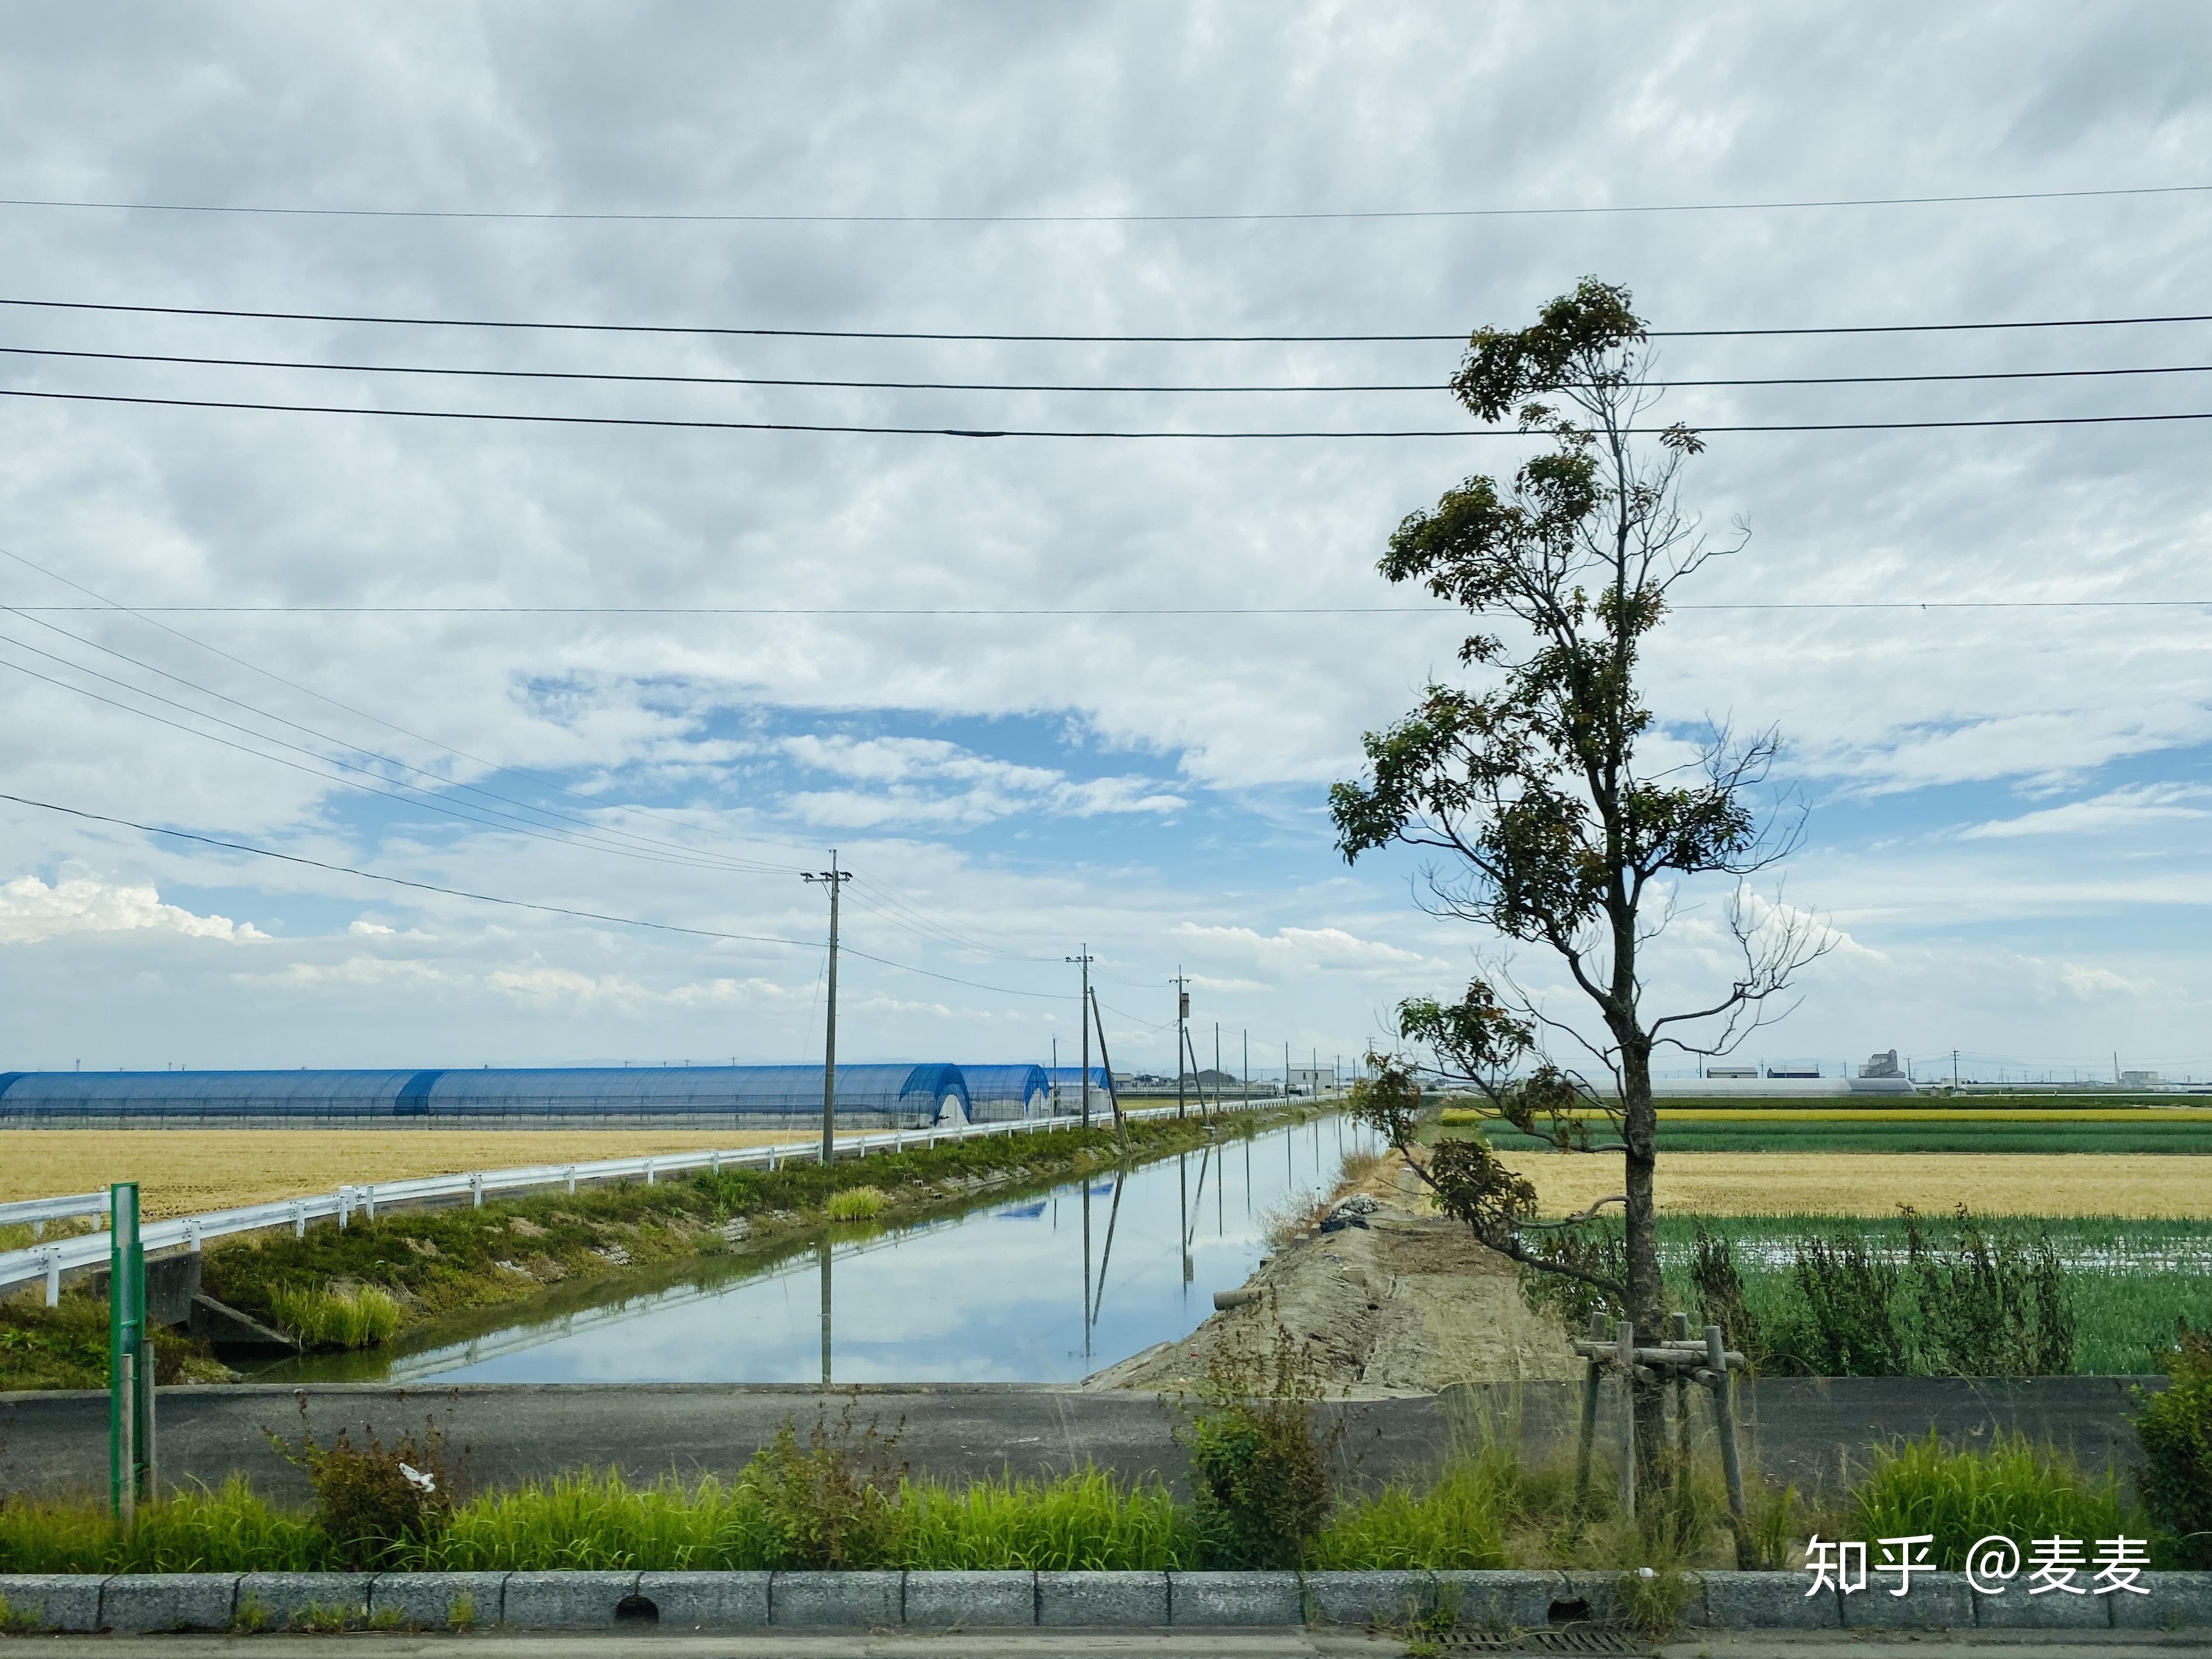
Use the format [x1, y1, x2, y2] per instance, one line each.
[802, 853, 854, 1167]
[1172, 970, 1191, 1120]
[1080, 1176, 1093, 1359]
[817, 1234, 832, 1388]
[1067, 946, 1094, 1128]
[1090, 1174, 1123, 1325]
[1179, 1152, 1192, 1285]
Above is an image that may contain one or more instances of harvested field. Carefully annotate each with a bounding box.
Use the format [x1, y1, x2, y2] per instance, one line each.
[1495, 1150, 2212, 1219]
[0, 1128, 866, 1219]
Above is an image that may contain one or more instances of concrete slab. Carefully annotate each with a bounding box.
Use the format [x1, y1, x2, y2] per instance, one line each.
[905, 1569, 1035, 1628]
[1699, 1570, 1841, 1629]
[1428, 1570, 1555, 1632]
[635, 1571, 771, 1629]
[1838, 1572, 1972, 1629]
[99, 1573, 237, 1632]
[0, 1573, 106, 1633]
[770, 1570, 902, 1627]
[2112, 1572, 2212, 1630]
[367, 1570, 507, 1630]
[1168, 1571, 1302, 1625]
[1298, 1570, 1431, 1628]
[1037, 1570, 1170, 1626]
[234, 1572, 373, 1632]
[503, 1570, 641, 1628]
[1974, 1586, 2112, 1629]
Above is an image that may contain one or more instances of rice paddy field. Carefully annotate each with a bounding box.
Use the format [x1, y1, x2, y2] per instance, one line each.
[1652, 1213, 2212, 1375]
[0, 1127, 866, 1226]
[1446, 1104, 2210, 1155]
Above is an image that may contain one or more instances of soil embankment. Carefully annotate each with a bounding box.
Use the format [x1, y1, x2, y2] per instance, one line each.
[1089, 1162, 1581, 1396]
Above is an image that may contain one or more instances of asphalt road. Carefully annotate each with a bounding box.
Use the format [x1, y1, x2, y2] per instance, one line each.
[0, 1374, 2156, 1501]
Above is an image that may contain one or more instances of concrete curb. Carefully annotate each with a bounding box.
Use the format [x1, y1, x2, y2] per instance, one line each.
[2, 1569, 2207, 1632]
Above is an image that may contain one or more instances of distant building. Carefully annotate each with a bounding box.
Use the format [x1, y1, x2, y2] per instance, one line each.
[2120, 1069, 2162, 1088]
[1288, 1063, 1339, 1096]
[1765, 1064, 1822, 1079]
[1860, 1050, 1904, 1079]
[1704, 1065, 1759, 1079]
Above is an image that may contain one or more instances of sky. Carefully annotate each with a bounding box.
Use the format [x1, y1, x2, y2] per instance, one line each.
[0, 1, 2207, 1085]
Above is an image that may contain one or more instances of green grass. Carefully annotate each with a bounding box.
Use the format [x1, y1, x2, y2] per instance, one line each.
[823, 1185, 887, 1222]
[1477, 1119, 2210, 1153]
[1657, 1214, 2212, 1376]
[266, 1284, 403, 1349]
[1850, 1432, 2137, 1567]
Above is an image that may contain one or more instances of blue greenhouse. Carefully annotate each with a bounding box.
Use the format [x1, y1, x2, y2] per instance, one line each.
[0, 1064, 988, 1129]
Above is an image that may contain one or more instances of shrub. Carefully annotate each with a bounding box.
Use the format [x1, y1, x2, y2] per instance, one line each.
[268, 1284, 402, 1349]
[277, 1421, 452, 1570]
[824, 1185, 887, 1222]
[1687, 1225, 1767, 1373]
[1517, 1220, 1626, 1331]
[743, 1418, 904, 1569]
[1849, 1431, 2134, 1567]
[2136, 1318, 2212, 1569]
[1781, 1234, 1904, 1376]
[1259, 1189, 1331, 1251]
[1903, 1207, 2075, 1376]
[1311, 1447, 1512, 1569]
[1181, 1326, 1339, 1569]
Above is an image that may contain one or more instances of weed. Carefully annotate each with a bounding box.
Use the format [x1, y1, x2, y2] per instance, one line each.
[1742, 1480, 1804, 1572]
[447, 1591, 475, 1630]
[1616, 1565, 1693, 1640]
[1783, 1233, 1904, 1376]
[1181, 1324, 1340, 1568]
[823, 1185, 887, 1222]
[1259, 1189, 1332, 1250]
[0, 1592, 44, 1634]
[2136, 1317, 2212, 1569]
[745, 1414, 905, 1569]
[1337, 1147, 1386, 1188]
[1687, 1225, 1767, 1373]
[266, 1405, 454, 1570]
[292, 1602, 355, 1633]
[267, 1283, 403, 1349]
[231, 1594, 271, 1633]
[1849, 1430, 2136, 1567]
[1904, 1207, 2076, 1376]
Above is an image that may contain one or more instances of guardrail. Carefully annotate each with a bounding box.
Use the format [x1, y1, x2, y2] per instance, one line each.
[0, 1188, 112, 1236]
[0, 1095, 1293, 1307]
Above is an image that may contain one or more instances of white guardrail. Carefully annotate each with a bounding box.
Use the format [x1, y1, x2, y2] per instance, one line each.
[0, 1096, 1291, 1307]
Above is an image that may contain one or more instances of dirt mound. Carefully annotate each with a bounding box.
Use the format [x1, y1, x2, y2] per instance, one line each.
[1086, 1170, 1581, 1397]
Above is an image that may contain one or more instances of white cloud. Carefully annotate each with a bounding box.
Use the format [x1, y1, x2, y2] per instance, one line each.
[0, 874, 268, 946]
[1173, 923, 1446, 977]
[1958, 784, 2212, 840]
[780, 735, 1185, 827]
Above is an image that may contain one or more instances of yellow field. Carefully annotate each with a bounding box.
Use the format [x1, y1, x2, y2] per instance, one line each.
[1439, 1106, 2207, 1123]
[0, 1129, 869, 1219]
[1498, 1151, 2212, 1219]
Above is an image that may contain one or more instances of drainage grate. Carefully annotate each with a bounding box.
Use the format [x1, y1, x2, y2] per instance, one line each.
[1438, 1630, 1648, 1656]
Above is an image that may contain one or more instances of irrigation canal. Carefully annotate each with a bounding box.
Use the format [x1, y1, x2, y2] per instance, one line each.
[256, 1110, 1382, 1388]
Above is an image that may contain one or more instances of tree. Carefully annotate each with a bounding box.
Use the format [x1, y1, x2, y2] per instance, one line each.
[1330, 278, 1827, 1501]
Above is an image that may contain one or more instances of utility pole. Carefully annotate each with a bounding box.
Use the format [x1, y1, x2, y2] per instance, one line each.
[1242, 1029, 1249, 1109]
[1067, 946, 1095, 1128]
[1951, 1048, 1960, 1091]
[1284, 1040, 1291, 1100]
[802, 852, 854, 1167]
[1172, 969, 1192, 1120]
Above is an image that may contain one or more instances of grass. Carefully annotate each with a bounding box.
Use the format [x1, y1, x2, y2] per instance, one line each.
[1656, 1213, 2212, 1376]
[266, 1283, 403, 1348]
[823, 1185, 887, 1222]
[1849, 1432, 2136, 1567]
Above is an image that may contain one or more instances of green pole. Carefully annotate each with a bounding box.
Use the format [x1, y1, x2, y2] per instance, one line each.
[108, 1181, 145, 1521]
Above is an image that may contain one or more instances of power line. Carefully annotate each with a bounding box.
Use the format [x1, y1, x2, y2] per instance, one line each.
[11, 341, 2212, 393]
[8, 384, 2212, 437]
[2, 181, 2207, 223]
[0, 787, 1072, 1001]
[5, 599, 2207, 616]
[6, 295, 2212, 344]
[0, 542, 814, 871]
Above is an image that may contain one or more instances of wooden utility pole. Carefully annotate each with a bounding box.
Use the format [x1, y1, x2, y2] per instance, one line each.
[803, 853, 854, 1166]
[1067, 946, 1095, 1128]
[1171, 969, 1191, 1120]
[1089, 987, 1123, 1136]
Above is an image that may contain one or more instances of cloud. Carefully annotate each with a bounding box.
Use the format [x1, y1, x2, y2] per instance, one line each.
[1173, 923, 1446, 977]
[1958, 784, 2212, 840]
[781, 735, 1185, 827]
[0, 874, 269, 946]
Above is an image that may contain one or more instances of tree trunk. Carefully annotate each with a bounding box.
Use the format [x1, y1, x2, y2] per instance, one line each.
[1619, 1034, 1670, 1505]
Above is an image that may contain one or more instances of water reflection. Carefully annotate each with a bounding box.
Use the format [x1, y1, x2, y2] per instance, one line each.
[276, 1113, 1374, 1387]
